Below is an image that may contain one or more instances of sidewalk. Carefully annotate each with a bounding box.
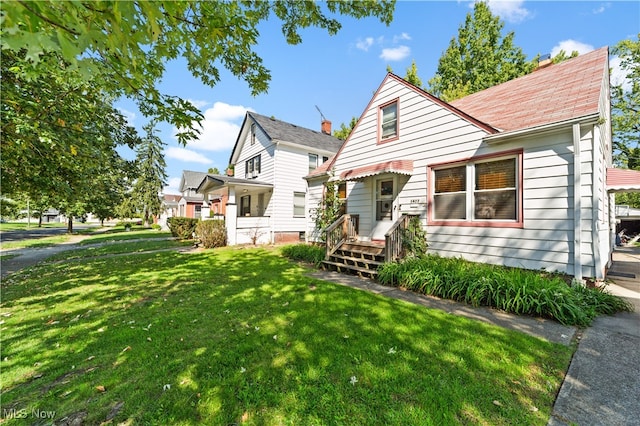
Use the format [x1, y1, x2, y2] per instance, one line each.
[549, 246, 640, 426]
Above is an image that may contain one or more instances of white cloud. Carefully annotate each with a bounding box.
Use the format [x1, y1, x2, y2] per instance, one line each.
[175, 101, 253, 151]
[187, 99, 210, 109]
[165, 146, 212, 164]
[380, 45, 411, 62]
[610, 56, 632, 92]
[355, 37, 375, 51]
[393, 32, 411, 43]
[163, 177, 182, 195]
[592, 3, 611, 14]
[550, 40, 594, 57]
[117, 108, 137, 125]
[481, 0, 531, 24]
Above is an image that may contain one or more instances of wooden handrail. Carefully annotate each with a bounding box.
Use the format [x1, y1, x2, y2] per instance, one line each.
[325, 214, 359, 259]
[384, 214, 419, 262]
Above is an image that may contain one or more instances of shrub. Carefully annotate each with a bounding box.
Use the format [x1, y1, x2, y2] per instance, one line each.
[377, 254, 633, 327]
[401, 216, 428, 258]
[167, 217, 199, 239]
[281, 243, 325, 266]
[195, 220, 226, 248]
[151, 224, 162, 231]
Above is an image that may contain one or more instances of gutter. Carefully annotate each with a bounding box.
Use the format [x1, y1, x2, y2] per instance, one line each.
[483, 113, 600, 144]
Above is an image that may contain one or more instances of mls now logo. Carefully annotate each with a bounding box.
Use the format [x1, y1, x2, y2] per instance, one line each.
[3, 408, 28, 419]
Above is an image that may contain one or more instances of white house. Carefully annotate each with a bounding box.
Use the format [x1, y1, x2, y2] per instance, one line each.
[307, 47, 633, 281]
[197, 112, 343, 245]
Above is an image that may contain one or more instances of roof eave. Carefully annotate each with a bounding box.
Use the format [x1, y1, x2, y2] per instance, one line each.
[483, 113, 601, 144]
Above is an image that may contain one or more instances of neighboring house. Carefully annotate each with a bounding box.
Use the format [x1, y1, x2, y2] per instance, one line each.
[307, 47, 640, 281]
[178, 170, 209, 219]
[158, 194, 180, 229]
[197, 112, 343, 245]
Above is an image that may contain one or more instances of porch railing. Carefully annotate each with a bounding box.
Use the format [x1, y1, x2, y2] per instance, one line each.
[384, 214, 419, 262]
[325, 214, 359, 259]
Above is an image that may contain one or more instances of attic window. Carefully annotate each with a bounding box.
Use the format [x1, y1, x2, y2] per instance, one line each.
[379, 100, 398, 142]
[250, 123, 256, 145]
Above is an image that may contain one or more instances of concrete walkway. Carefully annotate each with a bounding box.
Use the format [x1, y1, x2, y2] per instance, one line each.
[549, 246, 640, 426]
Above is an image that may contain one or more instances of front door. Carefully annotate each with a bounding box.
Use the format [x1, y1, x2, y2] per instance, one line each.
[372, 177, 396, 240]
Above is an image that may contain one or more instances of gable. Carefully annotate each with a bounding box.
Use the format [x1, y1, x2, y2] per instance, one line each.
[327, 74, 494, 175]
[180, 170, 208, 192]
[229, 112, 343, 164]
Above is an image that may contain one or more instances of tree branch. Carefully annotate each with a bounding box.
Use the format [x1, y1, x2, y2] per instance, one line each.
[18, 1, 81, 36]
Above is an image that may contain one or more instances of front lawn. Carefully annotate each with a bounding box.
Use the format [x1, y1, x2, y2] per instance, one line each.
[1, 246, 573, 425]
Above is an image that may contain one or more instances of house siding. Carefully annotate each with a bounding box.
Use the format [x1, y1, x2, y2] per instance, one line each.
[328, 75, 609, 277]
[272, 147, 311, 234]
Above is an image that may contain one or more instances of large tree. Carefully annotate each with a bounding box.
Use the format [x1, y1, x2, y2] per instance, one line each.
[427, 1, 534, 102]
[132, 124, 168, 226]
[1, 49, 140, 232]
[1, 1, 395, 143]
[611, 36, 640, 170]
[611, 36, 640, 209]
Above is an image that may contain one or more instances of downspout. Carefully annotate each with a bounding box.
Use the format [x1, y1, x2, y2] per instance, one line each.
[592, 125, 602, 279]
[573, 123, 584, 284]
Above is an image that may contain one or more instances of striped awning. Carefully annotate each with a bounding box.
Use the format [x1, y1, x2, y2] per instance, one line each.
[340, 160, 414, 181]
[607, 168, 640, 192]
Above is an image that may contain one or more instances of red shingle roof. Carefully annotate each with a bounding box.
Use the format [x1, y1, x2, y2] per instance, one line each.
[449, 47, 608, 132]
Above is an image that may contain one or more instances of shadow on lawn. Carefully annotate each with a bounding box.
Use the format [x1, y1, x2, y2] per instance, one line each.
[0, 248, 569, 425]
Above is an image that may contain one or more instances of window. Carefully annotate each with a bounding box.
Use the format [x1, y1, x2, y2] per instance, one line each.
[380, 100, 398, 141]
[245, 155, 261, 178]
[250, 123, 256, 145]
[474, 158, 516, 220]
[433, 166, 466, 220]
[431, 153, 520, 225]
[337, 182, 347, 216]
[195, 205, 202, 219]
[308, 154, 318, 173]
[293, 192, 306, 217]
[240, 195, 251, 216]
[322, 156, 329, 163]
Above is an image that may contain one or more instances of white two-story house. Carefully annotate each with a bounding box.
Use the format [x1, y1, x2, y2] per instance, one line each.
[197, 112, 343, 245]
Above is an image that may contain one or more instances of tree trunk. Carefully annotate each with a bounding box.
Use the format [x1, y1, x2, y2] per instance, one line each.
[38, 215, 43, 227]
[67, 217, 74, 234]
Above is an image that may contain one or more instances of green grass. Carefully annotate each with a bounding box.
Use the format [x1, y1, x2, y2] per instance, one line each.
[0, 235, 73, 250]
[46, 239, 192, 262]
[77, 230, 173, 245]
[0, 222, 67, 232]
[1, 246, 573, 425]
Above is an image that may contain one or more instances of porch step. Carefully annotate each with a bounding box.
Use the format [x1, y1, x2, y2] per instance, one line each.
[323, 241, 386, 279]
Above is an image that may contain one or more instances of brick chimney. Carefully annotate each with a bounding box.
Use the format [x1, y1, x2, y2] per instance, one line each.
[321, 119, 332, 135]
[535, 54, 552, 71]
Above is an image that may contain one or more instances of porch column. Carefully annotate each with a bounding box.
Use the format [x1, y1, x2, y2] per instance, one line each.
[226, 186, 238, 246]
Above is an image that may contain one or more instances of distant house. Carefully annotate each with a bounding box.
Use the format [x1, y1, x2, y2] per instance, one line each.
[157, 194, 181, 229]
[178, 170, 209, 219]
[307, 47, 638, 281]
[197, 112, 343, 245]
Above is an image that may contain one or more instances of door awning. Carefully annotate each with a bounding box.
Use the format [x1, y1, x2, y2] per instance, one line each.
[340, 160, 414, 181]
[607, 168, 640, 193]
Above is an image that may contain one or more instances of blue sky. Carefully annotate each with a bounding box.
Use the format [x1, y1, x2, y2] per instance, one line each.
[115, 0, 640, 195]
